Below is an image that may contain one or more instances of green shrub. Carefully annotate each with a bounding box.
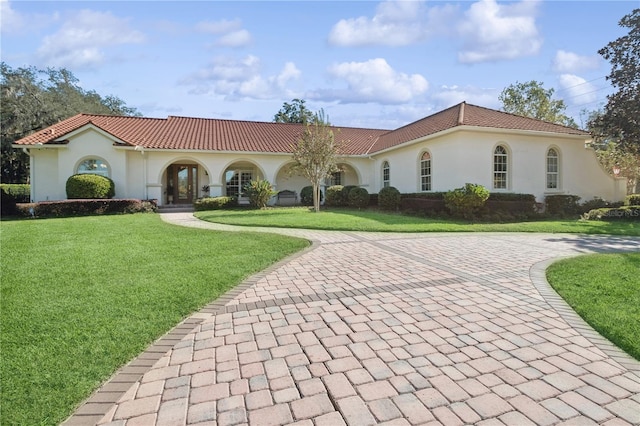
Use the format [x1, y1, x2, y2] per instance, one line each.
[348, 187, 369, 209]
[66, 174, 115, 199]
[401, 192, 446, 200]
[341, 185, 357, 204]
[1, 188, 18, 216]
[625, 194, 640, 206]
[580, 197, 611, 213]
[0, 184, 30, 203]
[545, 194, 581, 216]
[194, 196, 235, 211]
[378, 186, 401, 210]
[444, 183, 490, 219]
[16, 199, 156, 218]
[582, 206, 640, 221]
[325, 185, 344, 207]
[300, 186, 323, 206]
[243, 179, 276, 209]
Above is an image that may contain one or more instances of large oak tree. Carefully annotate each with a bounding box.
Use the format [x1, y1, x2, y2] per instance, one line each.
[499, 80, 577, 128]
[1, 63, 139, 183]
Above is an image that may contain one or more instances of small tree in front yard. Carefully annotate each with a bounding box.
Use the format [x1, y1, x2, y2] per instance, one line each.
[290, 110, 341, 212]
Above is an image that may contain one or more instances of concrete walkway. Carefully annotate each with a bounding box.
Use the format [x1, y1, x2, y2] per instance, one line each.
[68, 213, 640, 425]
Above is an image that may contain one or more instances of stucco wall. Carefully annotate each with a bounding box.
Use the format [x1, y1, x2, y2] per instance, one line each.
[368, 129, 623, 202]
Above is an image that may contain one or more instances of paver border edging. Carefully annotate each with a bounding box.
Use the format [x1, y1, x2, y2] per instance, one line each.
[62, 236, 320, 425]
[530, 256, 640, 377]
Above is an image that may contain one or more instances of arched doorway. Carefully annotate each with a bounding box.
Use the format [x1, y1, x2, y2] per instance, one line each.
[166, 163, 198, 204]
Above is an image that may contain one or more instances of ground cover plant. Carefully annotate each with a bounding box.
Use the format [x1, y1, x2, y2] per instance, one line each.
[195, 207, 640, 236]
[0, 214, 308, 425]
[547, 253, 640, 360]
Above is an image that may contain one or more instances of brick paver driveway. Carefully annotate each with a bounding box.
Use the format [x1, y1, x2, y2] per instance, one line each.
[69, 213, 640, 426]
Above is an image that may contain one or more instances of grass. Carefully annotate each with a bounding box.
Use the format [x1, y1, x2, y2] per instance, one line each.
[0, 214, 309, 425]
[547, 253, 640, 361]
[195, 207, 640, 235]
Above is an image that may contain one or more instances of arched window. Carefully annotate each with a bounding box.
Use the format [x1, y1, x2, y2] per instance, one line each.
[420, 152, 432, 191]
[546, 148, 559, 189]
[493, 145, 508, 189]
[77, 158, 110, 177]
[382, 161, 390, 188]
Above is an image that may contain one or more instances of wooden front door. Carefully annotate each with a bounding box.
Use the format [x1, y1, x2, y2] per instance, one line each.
[168, 164, 197, 204]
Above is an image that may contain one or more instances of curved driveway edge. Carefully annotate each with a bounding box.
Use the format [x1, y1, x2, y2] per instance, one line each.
[65, 213, 640, 425]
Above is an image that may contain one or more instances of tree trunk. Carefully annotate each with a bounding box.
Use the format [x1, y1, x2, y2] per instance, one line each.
[313, 183, 320, 212]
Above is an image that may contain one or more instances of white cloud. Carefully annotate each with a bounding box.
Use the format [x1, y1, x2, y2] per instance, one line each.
[216, 30, 252, 47]
[552, 50, 600, 73]
[311, 58, 428, 104]
[557, 74, 597, 104]
[457, 0, 542, 63]
[0, 0, 24, 34]
[328, 0, 457, 47]
[182, 56, 301, 100]
[197, 18, 252, 48]
[36, 9, 144, 69]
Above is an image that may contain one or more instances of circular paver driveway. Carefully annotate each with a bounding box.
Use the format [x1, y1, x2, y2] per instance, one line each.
[72, 213, 640, 425]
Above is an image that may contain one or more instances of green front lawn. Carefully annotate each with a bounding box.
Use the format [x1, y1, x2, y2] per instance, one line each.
[0, 214, 309, 425]
[195, 207, 640, 235]
[547, 253, 640, 361]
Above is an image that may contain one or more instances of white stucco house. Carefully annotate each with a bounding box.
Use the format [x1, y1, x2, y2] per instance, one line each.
[13, 102, 625, 206]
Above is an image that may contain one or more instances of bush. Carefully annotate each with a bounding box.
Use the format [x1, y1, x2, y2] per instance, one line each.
[625, 194, 640, 206]
[0, 184, 30, 203]
[582, 206, 640, 221]
[194, 196, 235, 211]
[300, 186, 323, 206]
[341, 185, 357, 204]
[243, 179, 276, 209]
[325, 185, 344, 207]
[444, 183, 490, 219]
[348, 187, 369, 209]
[378, 186, 401, 211]
[545, 194, 581, 216]
[15, 199, 156, 218]
[1, 188, 18, 216]
[580, 197, 611, 213]
[66, 174, 115, 199]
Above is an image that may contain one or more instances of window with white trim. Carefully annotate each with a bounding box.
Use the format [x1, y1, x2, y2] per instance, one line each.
[493, 145, 508, 189]
[329, 171, 342, 186]
[546, 148, 559, 189]
[420, 152, 432, 191]
[382, 161, 390, 188]
[77, 158, 110, 177]
[226, 170, 253, 197]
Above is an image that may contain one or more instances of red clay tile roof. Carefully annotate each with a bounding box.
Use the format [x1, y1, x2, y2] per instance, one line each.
[369, 102, 589, 153]
[13, 102, 589, 155]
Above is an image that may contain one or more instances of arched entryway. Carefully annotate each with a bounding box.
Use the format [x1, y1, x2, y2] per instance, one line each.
[222, 160, 265, 204]
[165, 163, 199, 205]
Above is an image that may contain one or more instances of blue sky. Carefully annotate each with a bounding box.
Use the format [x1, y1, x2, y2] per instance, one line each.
[1, 0, 636, 129]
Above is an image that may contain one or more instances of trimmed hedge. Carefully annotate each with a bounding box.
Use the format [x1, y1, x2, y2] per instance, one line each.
[16, 199, 157, 218]
[194, 196, 236, 211]
[0, 184, 30, 203]
[545, 194, 581, 216]
[66, 174, 115, 199]
[625, 194, 640, 206]
[300, 186, 323, 206]
[378, 186, 401, 210]
[444, 183, 490, 219]
[582, 206, 640, 221]
[348, 187, 369, 209]
[325, 185, 344, 207]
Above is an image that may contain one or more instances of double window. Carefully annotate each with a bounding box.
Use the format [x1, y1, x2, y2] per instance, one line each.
[226, 170, 253, 197]
[493, 145, 508, 189]
[420, 152, 432, 191]
[328, 171, 342, 186]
